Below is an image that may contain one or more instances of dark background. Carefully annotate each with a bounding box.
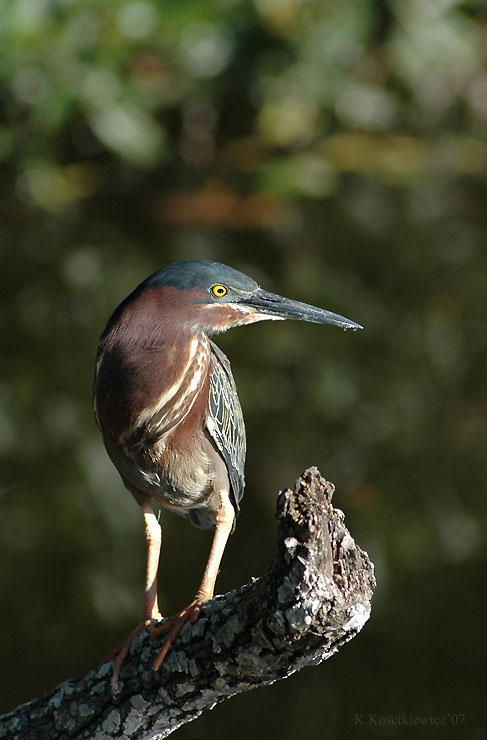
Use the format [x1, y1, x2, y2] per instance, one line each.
[1, 1, 485, 738]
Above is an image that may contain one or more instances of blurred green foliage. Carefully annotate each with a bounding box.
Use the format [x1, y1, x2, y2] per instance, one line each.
[0, 1, 485, 738]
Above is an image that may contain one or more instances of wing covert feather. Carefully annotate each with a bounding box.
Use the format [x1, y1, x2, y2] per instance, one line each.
[208, 341, 246, 510]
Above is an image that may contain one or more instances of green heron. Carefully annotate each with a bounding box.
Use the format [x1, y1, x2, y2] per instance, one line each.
[94, 259, 362, 687]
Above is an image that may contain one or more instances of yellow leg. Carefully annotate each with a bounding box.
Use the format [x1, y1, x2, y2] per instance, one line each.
[152, 491, 235, 670]
[110, 499, 163, 689]
[142, 500, 163, 623]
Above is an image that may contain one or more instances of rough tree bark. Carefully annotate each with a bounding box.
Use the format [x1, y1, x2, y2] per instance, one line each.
[0, 468, 375, 740]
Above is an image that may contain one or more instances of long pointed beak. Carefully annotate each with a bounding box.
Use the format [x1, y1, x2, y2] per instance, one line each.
[240, 289, 363, 331]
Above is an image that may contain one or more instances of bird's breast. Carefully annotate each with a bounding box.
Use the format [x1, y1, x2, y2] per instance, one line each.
[94, 331, 211, 456]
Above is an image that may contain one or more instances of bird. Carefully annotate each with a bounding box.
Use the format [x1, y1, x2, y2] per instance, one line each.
[93, 259, 362, 687]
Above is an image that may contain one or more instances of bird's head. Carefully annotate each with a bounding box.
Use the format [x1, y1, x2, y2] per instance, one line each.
[105, 259, 363, 338]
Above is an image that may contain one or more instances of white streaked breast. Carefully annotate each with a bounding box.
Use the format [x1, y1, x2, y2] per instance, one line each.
[130, 337, 200, 431]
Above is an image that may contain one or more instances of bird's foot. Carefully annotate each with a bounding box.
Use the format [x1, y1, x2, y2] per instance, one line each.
[106, 614, 163, 690]
[151, 597, 206, 671]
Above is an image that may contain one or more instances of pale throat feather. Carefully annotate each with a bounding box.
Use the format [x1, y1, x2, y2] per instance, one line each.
[122, 335, 210, 452]
[204, 302, 285, 333]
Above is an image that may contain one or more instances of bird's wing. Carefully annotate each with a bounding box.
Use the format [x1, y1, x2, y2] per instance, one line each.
[207, 340, 246, 511]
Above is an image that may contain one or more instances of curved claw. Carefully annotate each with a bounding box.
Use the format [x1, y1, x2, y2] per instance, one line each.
[107, 615, 162, 690]
[151, 599, 205, 671]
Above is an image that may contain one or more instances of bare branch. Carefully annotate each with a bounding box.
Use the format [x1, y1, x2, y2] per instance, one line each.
[0, 468, 375, 740]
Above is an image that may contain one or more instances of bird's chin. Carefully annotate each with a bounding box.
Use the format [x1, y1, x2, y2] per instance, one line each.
[199, 303, 286, 333]
[231, 308, 287, 326]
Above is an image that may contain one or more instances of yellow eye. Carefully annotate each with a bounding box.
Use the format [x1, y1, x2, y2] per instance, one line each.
[211, 284, 228, 298]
